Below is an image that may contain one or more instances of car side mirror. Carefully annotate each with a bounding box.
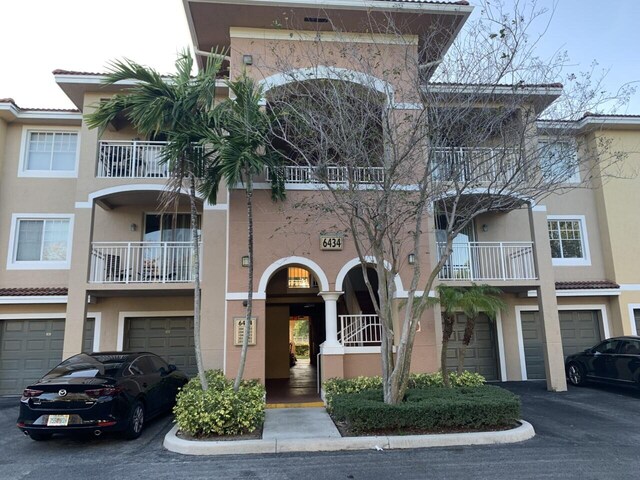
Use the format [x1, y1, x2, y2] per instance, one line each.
[168, 364, 177, 373]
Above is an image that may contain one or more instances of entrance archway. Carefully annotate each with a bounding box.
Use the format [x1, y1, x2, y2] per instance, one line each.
[264, 265, 325, 404]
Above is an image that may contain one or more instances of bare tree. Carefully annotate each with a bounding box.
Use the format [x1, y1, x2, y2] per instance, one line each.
[260, 0, 630, 404]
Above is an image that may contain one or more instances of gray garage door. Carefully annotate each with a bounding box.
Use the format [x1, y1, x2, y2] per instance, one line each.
[521, 310, 602, 380]
[124, 317, 196, 376]
[83, 318, 95, 353]
[445, 313, 500, 381]
[0, 319, 65, 395]
[634, 309, 640, 335]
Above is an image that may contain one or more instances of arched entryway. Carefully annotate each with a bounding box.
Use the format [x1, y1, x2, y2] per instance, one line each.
[264, 265, 326, 404]
[336, 265, 381, 347]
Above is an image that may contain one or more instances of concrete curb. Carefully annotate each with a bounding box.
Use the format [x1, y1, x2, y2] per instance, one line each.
[163, 420, 535, 456]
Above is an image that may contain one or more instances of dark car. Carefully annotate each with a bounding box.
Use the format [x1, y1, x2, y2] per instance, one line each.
[17, 352, 188, 441]
[565, 336, 640, 388]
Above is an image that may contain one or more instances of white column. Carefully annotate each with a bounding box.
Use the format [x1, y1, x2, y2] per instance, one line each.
[319, 291, 344, 352]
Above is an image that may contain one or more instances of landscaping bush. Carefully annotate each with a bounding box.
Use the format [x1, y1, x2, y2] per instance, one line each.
[295, 344, 310, 358]
[330, 385, 520, 433]
[324, 371, 486, 407]
[173, 369, 265, 437]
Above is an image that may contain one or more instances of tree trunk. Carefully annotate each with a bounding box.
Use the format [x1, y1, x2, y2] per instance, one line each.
[441, 312, 455, 387]
[456, 315, 476, 374]
[189, 175, 208, 391]
[234, 172, 253, 391]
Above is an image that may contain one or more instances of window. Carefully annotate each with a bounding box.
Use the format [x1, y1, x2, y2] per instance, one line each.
[8, 215, 73, 269]
[592, 340, 620, 355]
[288, 267, 317, 289]
[539, 140, 579, 183]
[547, 216, 590, 266]
[20, 129, 79, 177]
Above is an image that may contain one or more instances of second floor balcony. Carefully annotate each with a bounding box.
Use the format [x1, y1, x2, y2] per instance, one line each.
[437, 241, 537, 282]
[430, 147, 525, 184]
[89, 241, 198, 284]
[265, 165, 385, 185]
[98, 141, 170, 178]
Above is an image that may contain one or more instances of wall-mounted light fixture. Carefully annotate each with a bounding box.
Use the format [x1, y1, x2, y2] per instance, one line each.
[241, 255, 250, 267]
[408, 253, 416, 265]
[482, 224, 489, 232]
[242, 54, 253, 65]
[130, 223, 137, 232]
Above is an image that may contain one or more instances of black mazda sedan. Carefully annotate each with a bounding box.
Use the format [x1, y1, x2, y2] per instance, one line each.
[565, 336, 640, 388]
[17, 352, 188, 441]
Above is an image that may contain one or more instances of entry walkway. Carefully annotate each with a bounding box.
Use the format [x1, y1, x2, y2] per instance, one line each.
[263, 407, 340, 440]
[266, 359, 321, 405]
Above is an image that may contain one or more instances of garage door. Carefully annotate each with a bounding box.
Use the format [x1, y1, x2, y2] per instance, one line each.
[0, 319, 64, 395]
[124, 317, 196, 377]
[521, 310, 602, 380]
[445, 313, 499, 381]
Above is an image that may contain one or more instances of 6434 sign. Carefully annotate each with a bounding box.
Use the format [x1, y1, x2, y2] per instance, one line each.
[320, 235, 344, 251]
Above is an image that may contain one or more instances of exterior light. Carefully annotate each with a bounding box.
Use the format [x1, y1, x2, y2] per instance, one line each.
[129, 223, 137, 232]
[482, 224, 489, 232]
[241, 255, 250, 267]
[408, 253, 416, 265]
[242, 54, 253, 65]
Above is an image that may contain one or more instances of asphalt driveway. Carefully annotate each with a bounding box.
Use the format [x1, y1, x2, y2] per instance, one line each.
[1, 381, 639, 480]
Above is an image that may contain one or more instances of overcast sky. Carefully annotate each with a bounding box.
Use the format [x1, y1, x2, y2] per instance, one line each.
[1, 0, 638, 113]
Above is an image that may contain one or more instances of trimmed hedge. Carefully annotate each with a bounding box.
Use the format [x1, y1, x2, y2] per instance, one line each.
[330, 386, 520, 433]
[324, 371, 485, 407]
[173, 370, 265, 437]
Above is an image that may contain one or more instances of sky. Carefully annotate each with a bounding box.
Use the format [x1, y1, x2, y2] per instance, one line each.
[0, 0, 639, 113]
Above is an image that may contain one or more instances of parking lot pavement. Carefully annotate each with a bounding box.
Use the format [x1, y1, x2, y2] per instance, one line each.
[1, 382, 639, 480]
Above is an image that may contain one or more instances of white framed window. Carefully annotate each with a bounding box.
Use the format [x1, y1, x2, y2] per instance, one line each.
[547, 215, 591, 266]
[7, 214, 74, 270]
[19, 127, 80, 177]
[539, 140, 580, 184]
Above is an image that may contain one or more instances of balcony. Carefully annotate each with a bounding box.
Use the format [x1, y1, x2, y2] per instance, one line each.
[89, 241, 198, 284]
[265, 165, 384, 185]
[338, 314, 381, 347]
[430, 147, 525, 183]
[437, 241, 536, 281]
[97, 141, 170, 178]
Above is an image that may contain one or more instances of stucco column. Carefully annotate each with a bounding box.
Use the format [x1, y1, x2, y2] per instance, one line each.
[63, 204, 95, 358]
[529, 206, 567, 392]
[319, 291, 344, 351]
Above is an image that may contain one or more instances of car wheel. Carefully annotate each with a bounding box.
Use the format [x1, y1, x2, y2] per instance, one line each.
[29, 431, 53, 441]
[124, 401, 145, 440]
[567, 363, 586, 386]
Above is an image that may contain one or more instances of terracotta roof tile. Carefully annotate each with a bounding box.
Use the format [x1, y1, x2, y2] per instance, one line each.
[0, 287, 68, 297]
[555, 281, 619, 290]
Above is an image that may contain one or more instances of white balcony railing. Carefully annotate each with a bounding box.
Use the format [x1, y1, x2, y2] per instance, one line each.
[265, 165, 384, 185]
[437, 241, 536, 281]
[97, 141, 170, 178]
[90, 242, 199, 284]
[430, 147, 525, 183]
[338, 314, 381, 347]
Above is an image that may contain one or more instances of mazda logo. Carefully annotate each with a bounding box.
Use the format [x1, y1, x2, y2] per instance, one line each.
[58, 389, 67, 397]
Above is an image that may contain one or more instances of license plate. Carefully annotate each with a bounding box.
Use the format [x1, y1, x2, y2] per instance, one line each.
[47, 415, 69, 426]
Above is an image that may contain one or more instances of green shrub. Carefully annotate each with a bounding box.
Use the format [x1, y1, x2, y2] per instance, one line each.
[295, 344, 310, 357]
[173, 370, 265, 437]
[330, 385, 520, 433]
[324, 371, 486, 407]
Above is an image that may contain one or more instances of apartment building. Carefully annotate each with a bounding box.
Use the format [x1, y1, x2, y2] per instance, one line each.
[0, 0, 638, 398]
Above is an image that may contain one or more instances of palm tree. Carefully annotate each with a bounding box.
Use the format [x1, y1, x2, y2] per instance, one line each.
[435, 285, 464, 387]
[85, 49, 224, 391]
[201, 73, 285, 391]
[455, 284, 506, 374]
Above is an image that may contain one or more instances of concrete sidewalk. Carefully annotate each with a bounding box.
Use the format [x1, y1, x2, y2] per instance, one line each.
[163, 406, 535, 456]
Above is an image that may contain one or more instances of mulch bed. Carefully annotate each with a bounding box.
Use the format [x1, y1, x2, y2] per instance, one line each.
[176, 424, 263, 442]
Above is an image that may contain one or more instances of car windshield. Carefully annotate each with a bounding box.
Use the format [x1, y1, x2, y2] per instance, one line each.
[43, 353, 123, 379]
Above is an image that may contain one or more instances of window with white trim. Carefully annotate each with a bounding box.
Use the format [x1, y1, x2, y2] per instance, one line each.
[21, 130, 78, 176]
[547, 217, 590, 266]
[8, 216, 73, 269]
[539, 140, 580, 183]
